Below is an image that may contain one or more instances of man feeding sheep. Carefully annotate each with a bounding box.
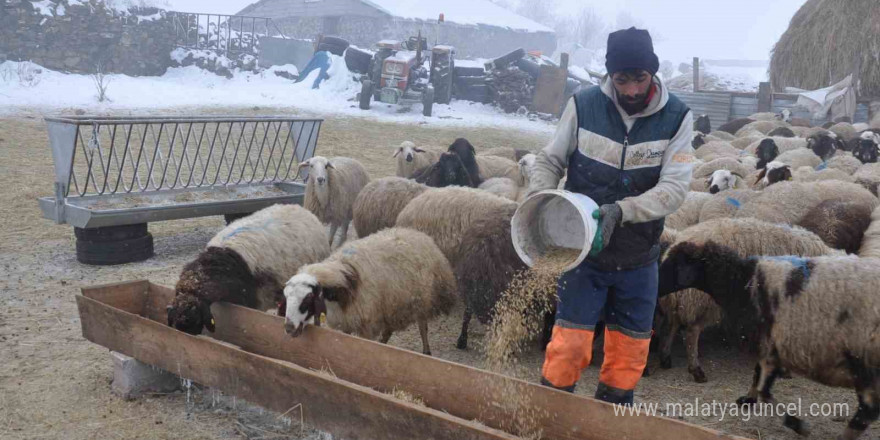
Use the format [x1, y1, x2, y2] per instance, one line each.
[528, 27, 695, 405]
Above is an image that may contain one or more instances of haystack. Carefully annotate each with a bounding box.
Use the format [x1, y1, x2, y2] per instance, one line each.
[769, 0, 880, 98]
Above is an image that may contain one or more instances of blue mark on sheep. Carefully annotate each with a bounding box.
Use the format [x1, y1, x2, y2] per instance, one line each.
[764, 255, 812, 279]
[725, 197, 742, 208]
[815, 162, 827, 171]
[219, 219, 277, 242]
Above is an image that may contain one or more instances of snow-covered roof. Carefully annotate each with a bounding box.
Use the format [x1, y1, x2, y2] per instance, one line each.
[361, 0, 554, 33]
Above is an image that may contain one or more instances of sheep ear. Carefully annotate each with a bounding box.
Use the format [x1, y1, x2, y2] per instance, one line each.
[326, 162, 335, 170]
[298, 159, 310, 169]
[392, 148, 401, 158]
[754, 168, 767, 184]
[413, 147, 425, 153]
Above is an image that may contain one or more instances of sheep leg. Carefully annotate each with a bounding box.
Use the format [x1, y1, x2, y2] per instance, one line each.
[418, 318, 431, 356]
[379, 328, 393, 344]
[337, 220, 350, 246]
[456, 307, 472, 350]
[840, 363, 880, 440]
[328, 223, 339, 248]
[658, 313, 679, 370]
[685, 324, 707, 383]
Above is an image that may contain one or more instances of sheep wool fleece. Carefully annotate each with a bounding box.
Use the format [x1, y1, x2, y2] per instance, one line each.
[534, 76, 693, 404]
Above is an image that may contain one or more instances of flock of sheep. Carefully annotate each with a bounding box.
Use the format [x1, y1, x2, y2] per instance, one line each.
[162, 107, 880, 439]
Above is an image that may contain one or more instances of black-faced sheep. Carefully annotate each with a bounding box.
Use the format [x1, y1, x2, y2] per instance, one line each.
[396, 186, 516, 268]
[283, 227, 456, 355]
[718, 118, 755, 135]
[168, 204, 331, 335]
[796, 200, 873, 254]
[692, 132, 707, 148]
[452, 202, 525, 349]
[854, 130, 880, 164]
[655, 218, 841, 382]
[755, 138, 779, 169]
[694, 114, 711, 135]
[659, 241, 880, 439]
[302, 156, 371, 248]
[807, 131, 844, 160]
[447, 138, 482, 182]
[394, 141, 440, 178]
[744, 137, 808, 156]
[414, 152, 478, 188]
[352, 176, 428, 238]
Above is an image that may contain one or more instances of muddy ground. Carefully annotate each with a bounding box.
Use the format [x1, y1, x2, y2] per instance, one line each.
[0, 108, 859, 440]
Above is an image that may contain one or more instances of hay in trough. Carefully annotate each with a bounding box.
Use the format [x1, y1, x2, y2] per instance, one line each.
[770, 0, 880, 98]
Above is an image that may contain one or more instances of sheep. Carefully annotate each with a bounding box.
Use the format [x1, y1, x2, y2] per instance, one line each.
[692, 132, 707, 148]
[854, 130, 880, 164]
[302, 156, 371, 248]
[697, 189, 760, 223]
[828, 121, 859, 142]
[793, 168, 856, 184]
[855, 162, 880, 196]
[748, 112, 780, 121]
[447, 138, 482, 183]
[854, 123, 870, 132]
[659, 241, 880, 439]
[825, 154, 865, 174]
[790, 126, 812, 138]
[795, 200, 873, 254]
[706, 169, 748, 194]
[478, 146, 531, 162]
[766, 126, 795, 138]
[452, 202, 525, 349]
[415, 152, 480, 188]
[694, 114, 711, 134]
[740, 155, 758, 170]
[730, 135, 764, 150]
[478, 153, 536, 203]
[807, 131, 843, 160]
[749, 161, 791, 189]
[709, 130, 736, 141]
[754, 138, 780, 169]
[858, 205, 880, 258]
[168, 204, 331, 335]
[735, 120, 787, 137]
[396, 186, 516, 267]
[743, 137, 808, 156]
[475, 155, 521, 182]
[690, 157, 752, 192]
[352, 177, 428, 238]
[283, 227, 456, 355]
[694, 141, 739, 161]
[394, 141, 440, 178]
[735, 180, 880, 225]
[655, 218, 842, 383]
[717, 117, 755, 135]
[666, 191, 714, 231]
[774, 147, 823, 169]
[776, 109, 811, 127]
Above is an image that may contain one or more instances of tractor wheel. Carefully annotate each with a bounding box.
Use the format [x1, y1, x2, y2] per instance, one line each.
[422, 86, 435, 117]
[360, 80, 373, 110]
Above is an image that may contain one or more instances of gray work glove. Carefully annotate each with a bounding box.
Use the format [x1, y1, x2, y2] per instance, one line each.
[589, 203, 623, 257]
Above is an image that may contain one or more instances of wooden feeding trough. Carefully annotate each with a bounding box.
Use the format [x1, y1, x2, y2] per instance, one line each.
[77, 280, 750, 440]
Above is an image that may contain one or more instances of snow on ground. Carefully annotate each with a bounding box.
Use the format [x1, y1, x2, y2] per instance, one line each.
[0, 59, 555, 134]
[366, 0, 554, 33]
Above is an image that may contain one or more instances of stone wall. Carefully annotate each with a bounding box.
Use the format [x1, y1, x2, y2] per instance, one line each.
[0, 0, 176, 76]
[273, 15, 556, 59]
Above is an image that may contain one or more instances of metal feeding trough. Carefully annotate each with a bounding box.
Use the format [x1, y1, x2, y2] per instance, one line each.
[38, 116, 323, 265]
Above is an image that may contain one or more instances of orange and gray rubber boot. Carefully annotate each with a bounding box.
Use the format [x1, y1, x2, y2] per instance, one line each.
[540, 259, 657, 401]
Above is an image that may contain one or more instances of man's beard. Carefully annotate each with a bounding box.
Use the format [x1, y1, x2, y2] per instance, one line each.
[617, 91, 650, 115]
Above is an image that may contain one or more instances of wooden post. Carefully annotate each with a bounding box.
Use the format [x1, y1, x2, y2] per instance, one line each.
[758, 82, 772, 112]
[693, 57, 700, 92]
[560, 52, 569, 71]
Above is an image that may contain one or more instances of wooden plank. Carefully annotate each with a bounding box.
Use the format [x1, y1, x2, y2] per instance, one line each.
[533, 63, 568, 116]
[122, 282, 753, 440]
[757, 82, 772, 112]
[76, 293, 520, 440]
[693, 57, 700, 92]
[80, 279, 150, 315]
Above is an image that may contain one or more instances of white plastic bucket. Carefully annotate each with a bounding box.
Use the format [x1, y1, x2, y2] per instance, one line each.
[510, 190, 600, 272]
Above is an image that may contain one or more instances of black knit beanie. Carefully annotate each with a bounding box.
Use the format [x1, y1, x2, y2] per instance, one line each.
[605, 27, 659, 76]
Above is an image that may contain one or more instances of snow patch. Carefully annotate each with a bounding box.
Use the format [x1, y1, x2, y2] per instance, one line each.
[364, 0, 554, 33]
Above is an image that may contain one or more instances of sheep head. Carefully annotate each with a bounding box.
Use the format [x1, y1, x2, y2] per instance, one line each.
[755, 161, 792, 187]
[707, 169, 740, 194]
[392, 141, 426, 163]
[776, 109, 792, 123]
[284, 262, 357, 337]
[167, 294, 215, 335]
[659, 241, 756, 313]
[807, 132, 842, 161]
[518, 153, 536, 185]
[854, 131, 880, 164]
[694, 114, 711, 135]
[283, 273, 322, 337]
[692, 132, 706, 148]
[302, 156, 334, 206]
[756, 138, 779, 169]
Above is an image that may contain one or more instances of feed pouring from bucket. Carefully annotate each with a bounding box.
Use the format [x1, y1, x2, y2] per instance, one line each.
[511, 190, 599, 271]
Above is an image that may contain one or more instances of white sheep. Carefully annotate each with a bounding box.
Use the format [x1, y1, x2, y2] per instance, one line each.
[730, 135, 765, 150]
[654, 218, 841, 383]
[705, 169, 749, 194]
[708, 130, 736, 141]
[352, 176, 428, 238]
[828, 121, 859, 141]
[302, 156, 371, 248]
[735, 120, 787, 136]
[735, 180, 880, 225]
[477, 153, 537, 202]
[694, 141, 739, 161]
[394, 141, 440, 178]
[475, 155, 522, 183]
[855, 162, 880, 196]
[168, 204, 331, 335]
[666, 191, 713, 230]
[743, 137, 808, 156]
[690, 157, 752, 192]
[477, 146, 531, 162]
[697, 189, 760, 222]
[659, 242, 880, 439]
[825, 154, 864, 174]
[793, 167, 856, 183]
[774, 148, 822, 169]
[858, 205, 880, 259]
[283, 227, 456, 355]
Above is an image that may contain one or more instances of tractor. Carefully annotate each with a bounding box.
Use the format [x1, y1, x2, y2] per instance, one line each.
[358, 33, 454, 117]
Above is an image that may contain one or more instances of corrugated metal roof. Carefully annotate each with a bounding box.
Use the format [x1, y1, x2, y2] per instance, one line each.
[674, 91, 731, 131]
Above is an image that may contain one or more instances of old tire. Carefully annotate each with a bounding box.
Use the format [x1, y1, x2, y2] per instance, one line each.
[423, 86, 434, 117]
[359, 80, 372, 110]
[344, 47, 372, 75]
[75, 225, 153, 265]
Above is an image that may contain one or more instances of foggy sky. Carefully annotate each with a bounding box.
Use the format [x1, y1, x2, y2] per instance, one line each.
[554, 0, 807, 64]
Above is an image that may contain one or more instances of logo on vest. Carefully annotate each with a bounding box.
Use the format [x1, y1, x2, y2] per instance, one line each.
[627, 148, 664, 167]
